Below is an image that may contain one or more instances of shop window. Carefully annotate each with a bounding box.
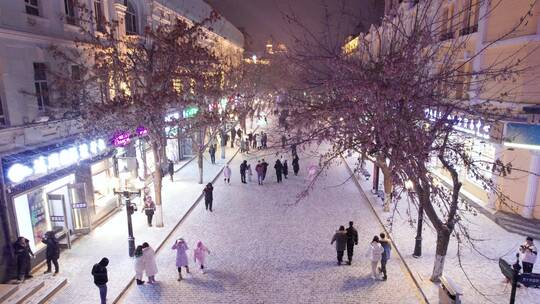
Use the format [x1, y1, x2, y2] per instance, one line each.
[125, 1, 138, 35]
[64, 0, 77, 25]
[460, 0, 479, 36]
[91, 160, 117, 214]
[14, 189, 50, 252]
[33, 62, 49, 111]
[25, 0, 40, 16]
[466, 139, 494, 187]
[94, 0, 105, 33]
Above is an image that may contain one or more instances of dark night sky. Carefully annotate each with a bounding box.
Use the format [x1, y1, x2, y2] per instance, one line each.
[205, 0, 384, 53]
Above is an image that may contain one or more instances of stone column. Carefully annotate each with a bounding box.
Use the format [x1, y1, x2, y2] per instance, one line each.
[114, 3, 127, 38]
[522, 152, 540, 218]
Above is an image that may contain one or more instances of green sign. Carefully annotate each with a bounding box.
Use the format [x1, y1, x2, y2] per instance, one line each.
[183, 106, 199, 118]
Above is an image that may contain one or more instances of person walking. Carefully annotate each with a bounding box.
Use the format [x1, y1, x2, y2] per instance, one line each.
[14, 236, 34, 281]
[209, 144, 216, 164]
[240, 160, 248, 184]
[345, 221, 359, 265]
[366, 236, 384, 280]
[283, 159, 289, 179]
[256, 134, 263, 150]
[134, 245, 145, 285]
[42, 231, 60, 275]
[331, 226, 348, 265]
[230, 128, 236, 148]
[292, 155, 300, 176]
[261, 159, 269, 181]
[203, 183, 214, 212]
[223, 164, 231, 184]
[240, 137, 246, 153]
[142, 194, 156, 227]
[248, 132, 253, 148]
[91, 257, 109, 304]
[256, 161, 264, 185]
[520, 236, 537, 273]
[379, 233, 391, 280]
[194, 241, 211, 274]
[236, 128, 243, 143]
[172, 238, 190, 281]
[274, 159, 283, 183]
[247, 163, 253, 182]
[262, 132, 268, 149]
[142, 242, 158, 284]
[291, 143, 297, 158]
[168, 160, 174, 181]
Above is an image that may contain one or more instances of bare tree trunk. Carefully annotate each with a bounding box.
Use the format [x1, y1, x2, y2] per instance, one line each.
[376, 155, 392, 212]
[152, 142, 164, 227]
[198, 150, 204, 184]
[431, 229, 451, 282]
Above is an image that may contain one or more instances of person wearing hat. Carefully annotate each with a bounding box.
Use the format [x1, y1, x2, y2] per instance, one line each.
[520, 236, 538, 273]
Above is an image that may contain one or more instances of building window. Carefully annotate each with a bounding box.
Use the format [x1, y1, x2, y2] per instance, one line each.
[125, 1, 138, 35]
[460, 0, 479, 36]
[64, 0, 77, 25]
[33, 62, 49, 111]
[0, 95, 5, 125]
[94, 0, 105, 33]
[25, 0, 40, 16]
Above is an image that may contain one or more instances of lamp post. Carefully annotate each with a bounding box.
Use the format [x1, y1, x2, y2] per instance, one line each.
[114, 189, 141, 257]
[510, 253, 521, 304]
[406, 180, 423, 258]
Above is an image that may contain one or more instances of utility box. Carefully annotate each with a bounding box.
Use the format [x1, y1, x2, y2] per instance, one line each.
[439, 275, 463, 304]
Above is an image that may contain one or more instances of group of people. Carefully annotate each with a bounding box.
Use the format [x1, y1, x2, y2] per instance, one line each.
[13, 231, 60, 282]
[330, 222, 391, 281]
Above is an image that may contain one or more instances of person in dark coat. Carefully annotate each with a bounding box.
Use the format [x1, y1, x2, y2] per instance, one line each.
[14, 236, 34, 281]
[262, 132, 268, 149]
[168, 160, 174, 181]
[379, 233, 392, 280]
[345, 221, 359, 265]
[240, 160, 248, 184]
[208, 144, 216, 164]
[42, 231, 60, 274]
[92, 257, 109, 304]
[203, 183, 214, 212]
[236, 128, 243, 141]
[331, 226, 348, 265]
[261, 159, 269, 181]
[281, 135, 287, 148]
[283, 160, 289, 179]
[274, 159, 284, 183]
[230, 128, 236, 148]
[292, 155, 300, 176]
[255, 161, 264, 185]
[291, 143, 297, 158]
[248, 133, 253, 148]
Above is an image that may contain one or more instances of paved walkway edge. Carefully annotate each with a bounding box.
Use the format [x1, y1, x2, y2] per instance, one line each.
[341, 156, 430, 304]
[113, 149, 242, 303]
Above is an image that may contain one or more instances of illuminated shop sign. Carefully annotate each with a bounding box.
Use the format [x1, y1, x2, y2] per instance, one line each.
[5, 139, 107, 184]
[425, 109, 491, 139]
[183, 106, 199, 118]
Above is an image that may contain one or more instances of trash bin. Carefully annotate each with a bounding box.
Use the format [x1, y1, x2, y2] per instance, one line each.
[439, 275, 463, 304]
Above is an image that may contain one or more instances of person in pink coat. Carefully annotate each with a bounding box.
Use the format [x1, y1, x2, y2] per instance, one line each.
[223, 164, 232, 184]
[172, 238, 190, 281]
[193, 241, 211, 273]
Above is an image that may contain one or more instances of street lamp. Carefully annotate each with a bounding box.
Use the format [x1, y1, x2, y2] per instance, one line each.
[114, 189, 141, 257]
[406, 180, 423, 258]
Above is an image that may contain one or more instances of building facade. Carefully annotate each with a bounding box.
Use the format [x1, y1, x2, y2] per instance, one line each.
[0, 0, 243, 282]
[347, 0, 540, 219]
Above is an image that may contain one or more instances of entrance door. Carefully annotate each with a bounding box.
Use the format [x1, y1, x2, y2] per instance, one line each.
[46, 193, 71, 248]
[68, 183, 91, 234]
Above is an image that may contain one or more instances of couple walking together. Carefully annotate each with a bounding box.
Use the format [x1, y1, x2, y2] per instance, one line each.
[331, 223, 391, 280]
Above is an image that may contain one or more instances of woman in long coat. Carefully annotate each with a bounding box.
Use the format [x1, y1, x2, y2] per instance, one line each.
[142, 242, 158, 283]
[172, 238, 190, 280]
[134, 245, 145, 285]
[330, 226, 348, 265]
[193, 241, 211, 273]
[366, 236, 384, 280]
[14, 237, 34, 281]
[292, 155, 300, 176]
[223, 164, 232, 184]
[283, 160, 289, 179]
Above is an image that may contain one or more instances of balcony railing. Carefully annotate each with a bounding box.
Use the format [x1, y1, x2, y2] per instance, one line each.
[439, 32, 455, 41]
[460, 24, 478, 36]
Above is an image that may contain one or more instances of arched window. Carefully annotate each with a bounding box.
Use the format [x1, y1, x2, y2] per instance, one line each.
[125, 1, 137, 35]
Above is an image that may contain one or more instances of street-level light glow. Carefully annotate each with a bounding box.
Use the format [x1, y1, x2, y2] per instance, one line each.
[405, 180, 414, 190]
[252, 54, 257, 63]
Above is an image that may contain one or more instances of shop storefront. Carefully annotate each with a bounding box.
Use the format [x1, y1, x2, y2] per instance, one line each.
[1, 138, 115, 263]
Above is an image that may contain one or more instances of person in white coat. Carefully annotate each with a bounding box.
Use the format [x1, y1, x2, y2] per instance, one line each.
[366, 236, 384, 280]
[134, 245, 145, 285]
[223, 164, 232, 184]
[142, 242, 158, 284]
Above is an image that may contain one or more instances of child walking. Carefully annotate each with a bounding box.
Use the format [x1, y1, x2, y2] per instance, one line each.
[193, 241, 211, 274]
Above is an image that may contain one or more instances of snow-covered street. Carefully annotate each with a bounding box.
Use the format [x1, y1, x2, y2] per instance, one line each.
[119, 146, 423, 303]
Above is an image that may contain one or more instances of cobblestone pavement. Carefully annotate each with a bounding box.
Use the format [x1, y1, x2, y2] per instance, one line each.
[119, 148, 423, 303]
[343, 156, 540, 304]
[40, 143, 239, 304]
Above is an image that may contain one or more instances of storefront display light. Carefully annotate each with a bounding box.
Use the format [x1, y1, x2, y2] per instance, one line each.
[33, 157, 47, 175]
[48, 153, 60, 169]
[7, 163, 33, 183]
